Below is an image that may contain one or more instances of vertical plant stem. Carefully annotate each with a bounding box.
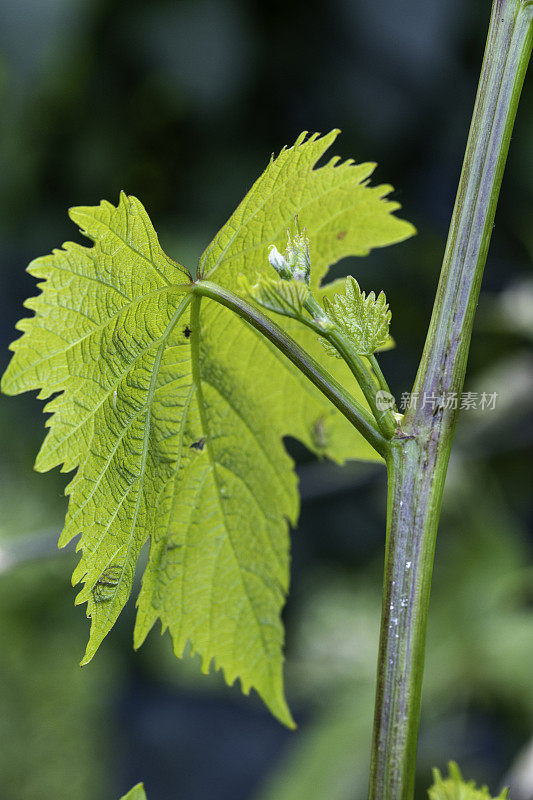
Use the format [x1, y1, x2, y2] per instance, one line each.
[370, 435, 449, 800]
[369, 2, 532, 799]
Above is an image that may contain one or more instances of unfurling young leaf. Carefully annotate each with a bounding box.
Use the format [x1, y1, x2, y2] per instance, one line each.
[322, 275, 392, 356]
[428, 763, 509, 800]
[1, 131, 414, 725]
[238, 273, 310, 320]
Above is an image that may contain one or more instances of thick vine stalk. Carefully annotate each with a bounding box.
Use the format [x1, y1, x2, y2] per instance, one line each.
[368, 2, 533, 799]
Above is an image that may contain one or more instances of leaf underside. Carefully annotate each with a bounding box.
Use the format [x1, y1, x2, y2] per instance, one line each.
[1, 130, 414, 725]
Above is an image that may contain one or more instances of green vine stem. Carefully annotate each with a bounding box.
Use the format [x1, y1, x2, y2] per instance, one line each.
[191, 280, 389, 456]
[368, 354, 394, 400]
[327, 332, 397, 438]
[369, 2, 532, 799]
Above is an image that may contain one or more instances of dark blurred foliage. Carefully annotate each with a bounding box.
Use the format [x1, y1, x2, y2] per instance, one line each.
[0, 1, 531, 799]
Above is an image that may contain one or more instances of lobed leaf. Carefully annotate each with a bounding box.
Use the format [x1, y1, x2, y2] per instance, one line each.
[199, 129, 414, 291]
[2, 132, 414, 724]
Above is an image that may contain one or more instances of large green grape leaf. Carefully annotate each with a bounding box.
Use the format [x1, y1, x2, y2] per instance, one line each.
[198, 129, 414, 289]
[1, 131, 414, 725]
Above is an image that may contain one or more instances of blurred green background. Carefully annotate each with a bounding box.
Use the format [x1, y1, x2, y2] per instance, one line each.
[0, 1, 532, 799]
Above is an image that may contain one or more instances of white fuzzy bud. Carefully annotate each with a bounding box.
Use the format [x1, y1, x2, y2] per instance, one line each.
[268, 245, 292, 279]
[285, 230, 311, 285]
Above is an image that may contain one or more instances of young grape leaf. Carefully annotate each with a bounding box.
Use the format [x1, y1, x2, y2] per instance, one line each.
[428, 763, 508, 800]
[1, 131, 414, 725]
[322, 276, 392, 356]
[237, 273, 310, 319]
[119, 783, 147, 800]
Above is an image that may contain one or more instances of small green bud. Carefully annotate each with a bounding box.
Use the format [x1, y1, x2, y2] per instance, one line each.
[268, 245, 292, 279]
[267, 221, 311, 284]
[285, 229, 311, 284]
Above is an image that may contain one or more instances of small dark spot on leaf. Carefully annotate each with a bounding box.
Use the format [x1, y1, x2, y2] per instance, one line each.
[190, 437, 206, 451]
[312, 416, 328, 449]
[336, 230, 347, 240]
[92, 565, 121, 603]
[183, 325, 191, 338]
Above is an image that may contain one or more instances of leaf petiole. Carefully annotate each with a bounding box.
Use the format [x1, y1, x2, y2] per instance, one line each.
[367, 353, 394, 400]
[192, 279, 391, 457]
